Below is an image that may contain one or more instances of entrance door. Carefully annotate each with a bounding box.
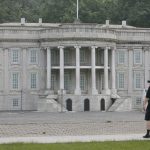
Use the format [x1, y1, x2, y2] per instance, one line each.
[66, 99, 72, 111]
[101, 99, 105, 111]
[84, 99, 90, 111]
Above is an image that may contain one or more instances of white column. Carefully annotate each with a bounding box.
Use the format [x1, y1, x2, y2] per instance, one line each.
[111, 47, 117, 94]
[47, 47, 51, 90]
[128, 47, 133, 95]
[74, 46, 81, 95]
[104, 47, 110, 94]
[144, 47, 149, 89]
[59, 46, 64, 91]
[4, 48, 9, 94]
[22, 48, 27, 90]
[91, 46, 98, 95]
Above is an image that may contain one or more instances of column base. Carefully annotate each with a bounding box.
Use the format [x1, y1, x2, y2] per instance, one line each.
[111, 89, 117, 94]
[111, 89, 120, 98]
[102, 89, 111, 95]
[74, 89, 81, 95]
[45, 89, 54, 95]
[58, 90, 66, 95]
[92, 88, 98, 95]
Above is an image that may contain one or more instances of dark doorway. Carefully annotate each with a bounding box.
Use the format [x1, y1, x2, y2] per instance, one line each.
[84, 99, 90, 111]
[101, 99, 105, 111]
[66, 99, 72, 111]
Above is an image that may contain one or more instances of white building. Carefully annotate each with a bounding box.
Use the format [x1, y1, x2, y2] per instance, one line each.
[0, 19, 149, 112]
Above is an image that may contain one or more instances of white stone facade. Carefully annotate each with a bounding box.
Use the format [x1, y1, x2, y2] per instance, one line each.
[0, 20, 149, 111]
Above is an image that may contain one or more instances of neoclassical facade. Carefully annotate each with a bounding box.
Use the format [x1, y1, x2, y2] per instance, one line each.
[0, 19, 149, 111]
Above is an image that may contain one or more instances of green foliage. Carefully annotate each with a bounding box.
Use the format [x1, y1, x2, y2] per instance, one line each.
[0, 0, 150, 27]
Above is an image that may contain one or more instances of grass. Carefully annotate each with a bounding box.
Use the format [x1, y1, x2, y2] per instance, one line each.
[0, 141, 150, 150]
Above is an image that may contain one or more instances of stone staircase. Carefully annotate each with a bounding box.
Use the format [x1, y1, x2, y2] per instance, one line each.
[38, 94, 67, 112]
[108, 97, 132, 112]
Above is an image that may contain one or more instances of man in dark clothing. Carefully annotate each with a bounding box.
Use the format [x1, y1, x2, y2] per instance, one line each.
[143, 80, 150, 138]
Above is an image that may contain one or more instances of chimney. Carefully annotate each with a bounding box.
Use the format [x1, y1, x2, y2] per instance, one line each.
[21, 18, 25, 25]
[39, 18, 42, 25]
[122, 20, 126, 27]
[106, 20, 110, 27]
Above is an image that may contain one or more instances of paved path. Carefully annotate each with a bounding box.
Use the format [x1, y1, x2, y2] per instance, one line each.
[0, 111, 147, 143]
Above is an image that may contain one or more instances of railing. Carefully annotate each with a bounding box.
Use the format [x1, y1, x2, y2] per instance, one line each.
[1, 25, 150, 42]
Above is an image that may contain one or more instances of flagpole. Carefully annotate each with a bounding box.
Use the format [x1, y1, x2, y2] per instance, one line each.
[77, 0, 79, 19]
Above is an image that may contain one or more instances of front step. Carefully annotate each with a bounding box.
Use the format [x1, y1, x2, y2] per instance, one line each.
[108, 97, 132, 112]
[38, 95, 67, 112]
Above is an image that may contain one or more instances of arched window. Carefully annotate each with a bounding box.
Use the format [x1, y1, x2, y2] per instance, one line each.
[66, 99, 72, 111]
[84, 99, 90, 111]
[101, 99, 105, 111]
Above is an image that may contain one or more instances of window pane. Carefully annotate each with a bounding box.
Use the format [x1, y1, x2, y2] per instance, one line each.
[31, 73, 37, 89]
[118, 51, 125, 64]
[12, 50, 19, 63]
[13, 99, 19, 107]
[64, 74, 70, 90]
[80, 74, 85, 90]
[51, 75, 55, 90]
[118, 73, 124, 89]
[30, 50, 37, 63]
[135, 73, 141, 88]
[12, 73, 19, 89]
[134, 51, 141, 64]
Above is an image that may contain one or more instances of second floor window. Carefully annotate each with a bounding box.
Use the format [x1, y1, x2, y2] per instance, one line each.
[80, 50, 86, 64]
[118, 51, 125, 64]
[30, 50, 37, 64]
[12, 49, 19, 64]
[134, 50, 142, 64]
[64, 50, 70, 65]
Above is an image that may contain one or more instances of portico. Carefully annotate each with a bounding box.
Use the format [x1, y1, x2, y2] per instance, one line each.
[46, 45, 116, 96]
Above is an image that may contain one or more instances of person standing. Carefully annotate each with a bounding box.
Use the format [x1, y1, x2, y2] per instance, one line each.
[143, 80, 150, 138]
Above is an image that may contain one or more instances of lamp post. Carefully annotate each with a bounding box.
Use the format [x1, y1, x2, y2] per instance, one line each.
[20, 89, 23, 111]
[60, 89, 63, 112]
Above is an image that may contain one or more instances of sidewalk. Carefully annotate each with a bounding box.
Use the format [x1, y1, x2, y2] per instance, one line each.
[0, 134, 148, 144]
[0, 111, 147, 144]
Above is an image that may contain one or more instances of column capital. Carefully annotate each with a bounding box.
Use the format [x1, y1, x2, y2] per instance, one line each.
[91, 46, 97, 49]
[46, 47, 51, 50]
[142, 46, 149, 52]
[74, 45, 81, 49]
[105, 46, 110, 50]
[128, 47, 133, 51]
[58, 46, 64, 49]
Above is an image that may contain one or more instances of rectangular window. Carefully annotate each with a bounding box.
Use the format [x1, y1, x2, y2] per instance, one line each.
[12, 73, 19, 89]
[134, 72, 141, 89]
[136, 97, 141, 105]
[51, 74, 55, 90]
[31, 73, 37, 89]
[118, 51, 125, 64]
[118, 72, 124, 89]
[80, 74, 86, 90]
[64, 74, 70, 90]
[30, 50, 37, 63]
[11, 49, 19, 64]
[51, 50, 59, 66]
[64, 50, 69, 65]
[80, 50, 85, 64]
[134, 50, 142, 64]
[13, 98, 19, 107]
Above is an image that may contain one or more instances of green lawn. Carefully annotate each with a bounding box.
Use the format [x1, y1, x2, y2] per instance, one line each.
[0, 141, 150, 150]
